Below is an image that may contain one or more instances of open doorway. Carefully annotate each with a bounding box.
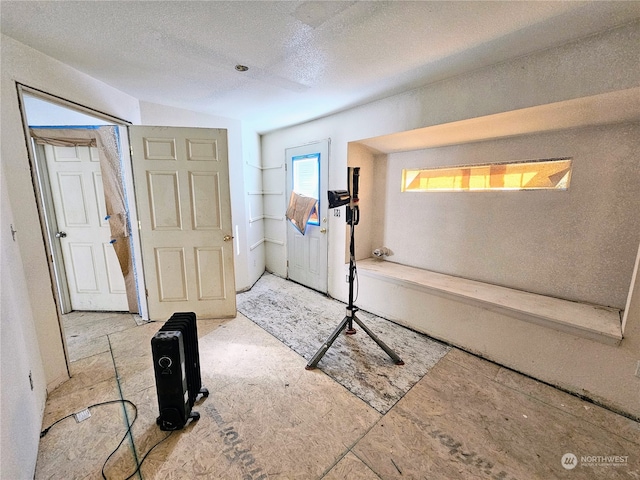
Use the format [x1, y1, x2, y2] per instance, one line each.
[19, 87, 147, 362]
[19, 85, 237, 366]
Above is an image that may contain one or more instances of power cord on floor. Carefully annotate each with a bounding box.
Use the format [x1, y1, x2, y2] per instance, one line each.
[40, 399, 133, 438]
[118, 430, 173, 480]
[40, 398, 173, 480]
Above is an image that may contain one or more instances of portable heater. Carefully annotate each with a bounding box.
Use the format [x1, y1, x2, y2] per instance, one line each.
[151, 312, 209, 431]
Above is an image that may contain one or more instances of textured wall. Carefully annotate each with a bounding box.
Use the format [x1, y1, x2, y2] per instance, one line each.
[261, 23, 640, 418]
[1, 35, 141, 479]
[380, 124, 640, 308]
[262, 22, 640, 297]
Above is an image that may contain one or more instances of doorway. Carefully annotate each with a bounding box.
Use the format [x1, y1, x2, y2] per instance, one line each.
[286, 140, 329, 293]
[20, 86, 237, 374]
[22, 93, 141, 315]
[19, 88, 148, 372]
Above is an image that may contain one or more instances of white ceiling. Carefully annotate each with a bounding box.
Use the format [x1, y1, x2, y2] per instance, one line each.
[2, 1, 640, 133]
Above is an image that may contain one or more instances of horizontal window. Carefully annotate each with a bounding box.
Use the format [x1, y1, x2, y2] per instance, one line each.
[402, 158, 572, 192]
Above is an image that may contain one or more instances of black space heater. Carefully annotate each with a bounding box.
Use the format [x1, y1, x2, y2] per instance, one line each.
[151, 312, 209, 431]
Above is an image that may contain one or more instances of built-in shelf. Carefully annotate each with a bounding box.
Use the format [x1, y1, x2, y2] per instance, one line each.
[358, 258, 623, 346]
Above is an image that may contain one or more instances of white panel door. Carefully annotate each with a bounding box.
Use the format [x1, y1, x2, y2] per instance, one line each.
[130, 126, 235, 320]
[286, 140, 329, 293]
[44, 145, 129, 311]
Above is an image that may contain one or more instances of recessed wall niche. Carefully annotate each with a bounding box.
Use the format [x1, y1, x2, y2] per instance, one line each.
[349, 122, 640, 310]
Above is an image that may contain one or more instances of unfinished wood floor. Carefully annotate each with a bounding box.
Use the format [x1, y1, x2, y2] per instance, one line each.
[37, 308, 639, 479]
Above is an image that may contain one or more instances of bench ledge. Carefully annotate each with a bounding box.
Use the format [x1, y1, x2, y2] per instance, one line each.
[357, 258, 623, 346]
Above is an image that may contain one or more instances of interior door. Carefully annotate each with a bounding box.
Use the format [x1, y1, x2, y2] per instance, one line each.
[129, 126, 236, 320]
[286, 140, 329, 293]
[44, 144, 129, 311]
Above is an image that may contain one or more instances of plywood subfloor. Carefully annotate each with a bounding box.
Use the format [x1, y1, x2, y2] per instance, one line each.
[36, 281, 640, 479]
[353, 349, 640, 479]
[62, 311, 140, 362]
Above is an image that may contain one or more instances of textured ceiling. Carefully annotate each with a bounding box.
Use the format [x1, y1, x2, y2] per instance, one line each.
[2, 1, 640, 133]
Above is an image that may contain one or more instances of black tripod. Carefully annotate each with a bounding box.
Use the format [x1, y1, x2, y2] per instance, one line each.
[305, 170, 404, 370]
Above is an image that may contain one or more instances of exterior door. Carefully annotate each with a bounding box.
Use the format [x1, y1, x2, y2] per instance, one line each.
[286, 140, 329, 293]
[129, 126, 235, 320]
[44, 144, 129, 311]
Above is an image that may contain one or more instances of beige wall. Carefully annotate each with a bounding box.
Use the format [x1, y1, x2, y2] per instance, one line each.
[261, 23, 640, 417]
[379, 124, 640, 309]
[1, 35, 141, 479]
[345, 142, 379, 263]
[0, 162, 47, 479]
[263, 20, 640, 300]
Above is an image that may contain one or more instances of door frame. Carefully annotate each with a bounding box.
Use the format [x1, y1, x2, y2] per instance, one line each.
[32, 142, 73, 312]
[16, 84, 148, 323]
[285, 139, 330, 293]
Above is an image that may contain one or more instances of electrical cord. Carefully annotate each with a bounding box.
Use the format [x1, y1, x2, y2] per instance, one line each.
[350, 253, 359, 303]
[40, 398, 172, 480]
[117, 431, 174, 480]
[40, 399, 134, 438]
[99, 399, 138, 480]
[354, 261, 359, 303]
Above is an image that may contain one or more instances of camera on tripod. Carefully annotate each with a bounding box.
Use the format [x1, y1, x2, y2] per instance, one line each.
[328, 167, 360, 225]
[306, 166, 403, 370]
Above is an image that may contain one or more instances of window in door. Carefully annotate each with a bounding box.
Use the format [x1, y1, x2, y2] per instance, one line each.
[292, 153, 320, 225]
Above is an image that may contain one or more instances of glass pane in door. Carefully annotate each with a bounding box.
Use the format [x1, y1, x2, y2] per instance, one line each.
[292, 153, 320, 225]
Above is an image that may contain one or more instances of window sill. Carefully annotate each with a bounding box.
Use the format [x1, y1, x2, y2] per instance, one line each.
[357, 258, 623, 346]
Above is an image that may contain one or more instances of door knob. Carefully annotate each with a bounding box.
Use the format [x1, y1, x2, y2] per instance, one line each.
[320, 228, 327, 233]
[223, 234, 233, 242]
[55, 231, 67, 238]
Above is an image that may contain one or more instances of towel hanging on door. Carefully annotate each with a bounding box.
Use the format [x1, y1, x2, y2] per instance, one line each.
[286, 191, 318, 235]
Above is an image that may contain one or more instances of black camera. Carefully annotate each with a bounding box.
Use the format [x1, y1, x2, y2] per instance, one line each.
[327, 189, 350, 208]
[327, 167, 360, 224]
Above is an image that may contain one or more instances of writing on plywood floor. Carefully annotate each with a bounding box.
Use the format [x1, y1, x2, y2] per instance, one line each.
[237, 272, 450, 413]
[37, 310, 639, 478]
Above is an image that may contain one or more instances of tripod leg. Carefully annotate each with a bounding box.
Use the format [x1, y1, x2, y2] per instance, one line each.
[305, 316, 350, 370]
[352, 315, 404, 365]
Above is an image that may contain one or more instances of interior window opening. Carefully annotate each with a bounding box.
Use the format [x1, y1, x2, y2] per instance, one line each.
[402, 157, 572, 192]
